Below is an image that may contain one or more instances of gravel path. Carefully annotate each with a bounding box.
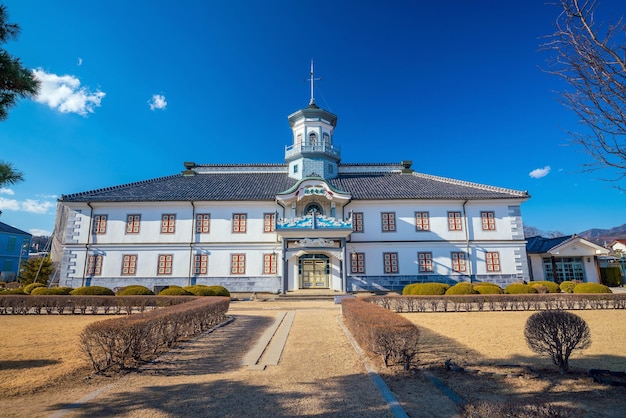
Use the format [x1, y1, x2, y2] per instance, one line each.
[48, 301, 393, 418]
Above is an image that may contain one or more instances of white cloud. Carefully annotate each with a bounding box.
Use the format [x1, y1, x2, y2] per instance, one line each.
[148, 94, 167, 110]
[0, 188, 15, 195]
[32, 68, 105, 115]
[0, 197, 20, 210]
[29, 228, 52, 237]
[529, 166, 551, 179]
[0, 197, 54, 214]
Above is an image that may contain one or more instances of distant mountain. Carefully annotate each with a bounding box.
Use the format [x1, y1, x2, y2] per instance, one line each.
[578, 224, 626, 245]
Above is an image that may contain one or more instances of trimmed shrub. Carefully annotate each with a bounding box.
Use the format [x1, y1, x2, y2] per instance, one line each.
[23, 282, 46, 294]
[71, 286, 115, 296]
[532, 284, 549, 294]
[445, 282, 478, 295]
[473, 283, 503, 294]
[184, 285, 216, 296]
[600, 267, 623, 287]
[530, 281, 561, 293]
[1, 287, 25, 294]
[31, 286, 73, 295]
[504, 283, 538, 294]
[560, 281, 576, 293]
[158, 286, 193, 296]
[205, 285, 230, 297]
[403, 282, 450, 295]
[573, 282, 612, 294]
[117, 285, 154, 296]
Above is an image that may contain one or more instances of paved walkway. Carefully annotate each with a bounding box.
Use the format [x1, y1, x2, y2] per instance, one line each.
[47, 300, 398, 418]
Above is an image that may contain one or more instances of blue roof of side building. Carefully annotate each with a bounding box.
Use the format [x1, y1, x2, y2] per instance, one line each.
[0, 221, 32, 236]
[526, 235, 573, 253]
[59, 165, 529, 203]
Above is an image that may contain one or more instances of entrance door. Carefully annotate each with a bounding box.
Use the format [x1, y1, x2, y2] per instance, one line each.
[300, 255, 329, 288]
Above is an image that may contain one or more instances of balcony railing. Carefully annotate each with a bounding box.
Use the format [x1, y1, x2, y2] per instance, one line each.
[285, 143, 341, 159]
[277, 213, 352, 230]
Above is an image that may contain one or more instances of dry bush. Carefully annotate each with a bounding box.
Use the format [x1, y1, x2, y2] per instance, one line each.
[524, 310, 591, 374]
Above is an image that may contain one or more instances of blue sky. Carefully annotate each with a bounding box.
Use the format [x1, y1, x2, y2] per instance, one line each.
[1, 0, 625, 237]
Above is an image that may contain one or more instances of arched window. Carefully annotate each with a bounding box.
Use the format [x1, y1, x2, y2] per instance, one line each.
[296, 133, 302, 146]
[304, 203, 323, 215]
[323, 133, 330, 148]
[309, 132, 317, 146]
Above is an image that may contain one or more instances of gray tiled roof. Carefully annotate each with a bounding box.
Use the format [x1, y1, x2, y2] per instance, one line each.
[60, 167, 529, 203]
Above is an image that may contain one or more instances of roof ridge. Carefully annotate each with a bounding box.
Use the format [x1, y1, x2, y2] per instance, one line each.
[60, 174, 181, 200]
[411, 171, 529, 197]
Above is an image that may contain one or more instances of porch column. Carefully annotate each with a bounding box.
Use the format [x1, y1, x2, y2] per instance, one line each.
[341, 238, 347, 292]
[282, 239, 288, 294]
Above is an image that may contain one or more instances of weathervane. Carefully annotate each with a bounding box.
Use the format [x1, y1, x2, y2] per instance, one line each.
[306, 60, 321, 105]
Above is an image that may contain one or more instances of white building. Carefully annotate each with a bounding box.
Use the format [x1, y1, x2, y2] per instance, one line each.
[52, 83, 531, 294]
[526, 235, 609, 283]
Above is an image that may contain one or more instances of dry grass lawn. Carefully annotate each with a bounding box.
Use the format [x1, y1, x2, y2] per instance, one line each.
[1, 306, 626, 417]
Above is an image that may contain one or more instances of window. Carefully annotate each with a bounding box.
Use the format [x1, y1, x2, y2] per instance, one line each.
[92, 215, 107, 234]
[418, 252, 433, 273]
[383, 252, 398, 274]
[232, 213, 247, 233]
[542, 257, 585, 282]
[263, 253, 277, 274]
[448, 211, 463, 231]
[323, 132, 330, 147]
[158, 254, 173, 275]
[485, 252, 501, 272]
[7, 236, 16, 252]
[415, 212, 430, 231]
[309, 132, 317, 146]
[451, 252, 467, 273]
[121, 254, 137, 276]
[126, 214, 141, 234]
[193, 254, 208, 275]
[350, 252, 365, 274]
[264, 213, 276, 233]
[352, 212, 364, 233]
[381, 212, 396, 232]
[196, 213, 211, 233]
[481, 211, 496, 231]
[231, 254, 246, 275]
[87, 254, 103, 276]
[161, 214, 176, 234]
[296, 133, 302, 146]
[293, 164, 298, 173]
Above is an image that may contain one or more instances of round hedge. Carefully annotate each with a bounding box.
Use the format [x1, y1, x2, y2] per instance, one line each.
[183, 285, 216, 296]
[116, 285, 154, 296]
[474, 284, 503, 294]
[1, 287, 25, 294]
[445, 282, 478, 295]
[70, 286, 115, 296]
[31, 286, 73, 295]
[205, 285, 230, 297]
[23, 282, 46, 294]
[530, 281, 561, 293]
[560, 281, 576, 293]
[158, 286, 193, 296]
[403, 282, 450, 295]
[573, 282, 612, 294]
[504, 283, 538, 294]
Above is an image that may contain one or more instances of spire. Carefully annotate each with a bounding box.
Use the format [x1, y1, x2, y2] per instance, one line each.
[306, 60, 321, 106]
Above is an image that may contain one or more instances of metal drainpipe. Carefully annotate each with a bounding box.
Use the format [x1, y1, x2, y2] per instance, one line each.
[188, 201, 196, 286]
[82, 202, 94, 287]
[462, 200, 472, 283]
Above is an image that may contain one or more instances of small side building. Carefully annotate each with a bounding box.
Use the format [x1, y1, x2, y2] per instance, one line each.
[526, 235, 609, 283]
[0, 221, 32, 282]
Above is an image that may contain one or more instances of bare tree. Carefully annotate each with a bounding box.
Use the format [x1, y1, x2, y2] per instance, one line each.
[543, 0, 626, 185]
[524, 310, 591, 374]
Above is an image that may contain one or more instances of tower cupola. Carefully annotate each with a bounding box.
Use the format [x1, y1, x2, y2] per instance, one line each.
[285, 61, 341, 180]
